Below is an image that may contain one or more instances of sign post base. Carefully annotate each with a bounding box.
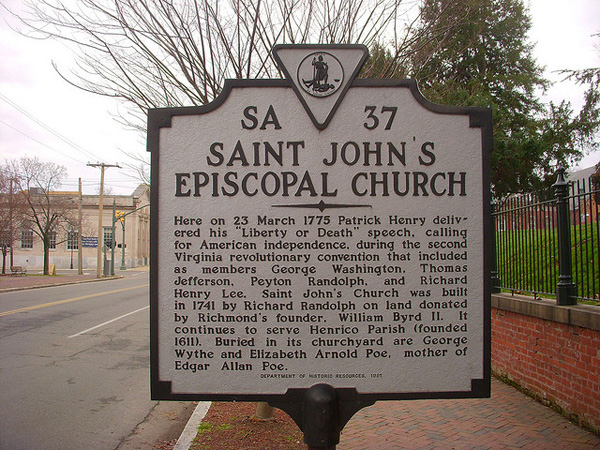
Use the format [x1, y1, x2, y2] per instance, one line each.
[269, 384, 375, 449]
[304, 384, 339, 448]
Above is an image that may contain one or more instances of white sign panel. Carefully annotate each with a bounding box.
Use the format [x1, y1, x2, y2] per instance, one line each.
[149, 45, 491, 401]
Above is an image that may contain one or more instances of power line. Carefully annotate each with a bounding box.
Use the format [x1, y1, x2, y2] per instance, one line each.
[0, 120, 88, 165]
[0, 92, 104, 162]
[62, 180, 138, 188]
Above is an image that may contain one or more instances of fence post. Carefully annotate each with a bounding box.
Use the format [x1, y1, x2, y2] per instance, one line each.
[490, 198, 501, 293]
[552, 167, 576, 305]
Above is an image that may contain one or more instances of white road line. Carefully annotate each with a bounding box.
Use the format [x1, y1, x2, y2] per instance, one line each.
[68, 306, 149, 338]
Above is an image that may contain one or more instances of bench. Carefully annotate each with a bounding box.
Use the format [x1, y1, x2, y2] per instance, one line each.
[10, 266, 27, 276]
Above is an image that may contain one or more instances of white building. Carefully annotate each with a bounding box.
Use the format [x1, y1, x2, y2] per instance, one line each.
[9, 185, 150, 271]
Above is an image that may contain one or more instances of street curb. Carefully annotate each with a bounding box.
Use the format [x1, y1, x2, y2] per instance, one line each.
[173, 402, 211, 450]
[0, 275, 124, 293]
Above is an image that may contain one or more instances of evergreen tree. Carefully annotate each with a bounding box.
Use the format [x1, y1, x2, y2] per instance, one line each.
[367, 0, 599, 197]
[411, 0, 547, 196]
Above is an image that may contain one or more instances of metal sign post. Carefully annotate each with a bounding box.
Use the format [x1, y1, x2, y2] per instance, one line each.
[148, 44, 492, 447]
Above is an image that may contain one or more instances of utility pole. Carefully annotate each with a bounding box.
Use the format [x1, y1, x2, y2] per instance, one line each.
[87, 163, 120, 277]
[9, 177, 14, 267]
[111, 199, 116, 276]
[78, 178, 83, 275]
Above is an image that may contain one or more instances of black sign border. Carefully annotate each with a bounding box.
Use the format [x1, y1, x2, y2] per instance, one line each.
[147, 77, 492, 404]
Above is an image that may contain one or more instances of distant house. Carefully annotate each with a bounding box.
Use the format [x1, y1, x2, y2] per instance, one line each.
[8, 184, 150, 270]
[495, 165, 599, 231]
[567, 166, 599, 225]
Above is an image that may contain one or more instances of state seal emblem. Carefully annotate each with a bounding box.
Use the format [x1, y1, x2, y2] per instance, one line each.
[273, 44, 368, 128]
[297, 52, 343, 98]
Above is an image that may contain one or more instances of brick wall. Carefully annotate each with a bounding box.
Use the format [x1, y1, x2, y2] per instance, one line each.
[492, 294, 600, 434]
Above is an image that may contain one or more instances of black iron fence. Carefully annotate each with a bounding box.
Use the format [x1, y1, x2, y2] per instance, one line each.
[492, 168, 600, 304]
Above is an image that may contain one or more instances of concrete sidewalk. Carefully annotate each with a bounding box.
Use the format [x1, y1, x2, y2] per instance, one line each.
[0, 266, 149, 292]
[336, 377, 600, 449]
[0, 272, 111, 292]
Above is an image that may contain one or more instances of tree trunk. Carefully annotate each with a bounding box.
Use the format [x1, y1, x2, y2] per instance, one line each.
[1, 247, 6, 274]
[43, 240, 50, 275]
[254, 402, 274, 420]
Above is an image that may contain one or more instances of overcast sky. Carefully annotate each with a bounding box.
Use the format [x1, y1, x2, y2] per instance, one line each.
[1, 0, 599, 196]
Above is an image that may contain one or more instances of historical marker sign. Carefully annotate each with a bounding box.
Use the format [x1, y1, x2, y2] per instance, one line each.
[82, 237, 98, 248]
[149, 45, 491, 402]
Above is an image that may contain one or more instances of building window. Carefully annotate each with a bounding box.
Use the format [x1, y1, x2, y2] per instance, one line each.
[67, 230, 79, 250]
[49, 230, 57, 250]
[20, 229, 34, 249]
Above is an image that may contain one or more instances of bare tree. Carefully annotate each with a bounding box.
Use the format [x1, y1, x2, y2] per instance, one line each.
[12, 0, 409, 130]
[9, 157, 79, 275]
[0, 167, 14, 273]
[6, 0, 468, 188]
[0, 165, 28, 273]
[119, 149, 151, 186]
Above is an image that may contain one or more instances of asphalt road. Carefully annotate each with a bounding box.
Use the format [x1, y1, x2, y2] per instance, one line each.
[0, 271, 185, 450]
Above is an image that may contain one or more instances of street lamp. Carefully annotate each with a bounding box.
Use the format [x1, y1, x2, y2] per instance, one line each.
[69, 226, 74, 270]
[116, 210, 126, 270]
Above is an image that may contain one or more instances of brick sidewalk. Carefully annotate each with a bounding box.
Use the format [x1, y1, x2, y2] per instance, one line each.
[337, 378, 600, 449]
